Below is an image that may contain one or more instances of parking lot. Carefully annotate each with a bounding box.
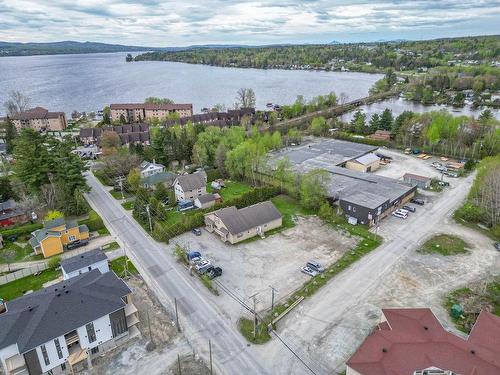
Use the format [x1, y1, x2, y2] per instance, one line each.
[172, 216, 359, 317]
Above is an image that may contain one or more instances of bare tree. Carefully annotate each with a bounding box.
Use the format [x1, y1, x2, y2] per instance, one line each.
[478, 164, 500, 227]
[235, 88, 256, 109]
[17, 192, 41, 218]
[40, 183, 58, 210]
[4, 91, 31, 116]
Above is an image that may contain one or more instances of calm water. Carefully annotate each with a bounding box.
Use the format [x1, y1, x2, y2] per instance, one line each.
[0, 52, 382, 116]
[341, 97, 500, 121]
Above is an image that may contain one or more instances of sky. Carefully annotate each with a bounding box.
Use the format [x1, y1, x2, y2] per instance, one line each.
[1, 0, 500, 46]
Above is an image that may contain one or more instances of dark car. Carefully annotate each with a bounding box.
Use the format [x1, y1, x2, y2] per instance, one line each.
[67, 240, 89, 250]
[192, 228, 202, 236]
[494, 243, 500, 251]
[402, 205, 416, 212]
[207, 266, 222, 279]
[410, 198, 425, 206]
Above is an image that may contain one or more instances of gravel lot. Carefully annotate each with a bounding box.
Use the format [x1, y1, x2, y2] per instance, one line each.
[172, 216, 359, 316]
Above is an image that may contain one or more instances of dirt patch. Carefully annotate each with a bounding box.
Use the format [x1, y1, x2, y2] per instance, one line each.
[165, 354, 211, 375]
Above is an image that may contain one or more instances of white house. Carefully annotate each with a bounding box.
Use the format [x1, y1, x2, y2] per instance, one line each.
[60, 249, 109, 280]
[139, 160, 165, 179]
[173, 171, 207, 202]
[0, 270, 139, 375]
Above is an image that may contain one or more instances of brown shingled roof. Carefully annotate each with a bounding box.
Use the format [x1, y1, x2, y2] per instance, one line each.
[110, 103, 193, 111]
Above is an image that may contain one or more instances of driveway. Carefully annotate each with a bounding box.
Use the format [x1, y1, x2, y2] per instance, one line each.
[254, 171, 480, 374]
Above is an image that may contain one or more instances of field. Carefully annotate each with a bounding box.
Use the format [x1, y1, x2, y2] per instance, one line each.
[110, 256, 139, 276]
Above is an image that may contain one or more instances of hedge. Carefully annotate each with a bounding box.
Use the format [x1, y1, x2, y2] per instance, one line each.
[332, 132, 391, 147]
[78, 210, 106, 232]
[0, 222, 43, 237]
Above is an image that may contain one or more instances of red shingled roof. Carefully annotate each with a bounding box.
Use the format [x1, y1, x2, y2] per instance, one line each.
[346, 308, 500, 375]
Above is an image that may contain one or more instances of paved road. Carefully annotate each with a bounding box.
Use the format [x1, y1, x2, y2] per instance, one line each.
[256, 172, 477, 374]
[84, 172, 267, 375]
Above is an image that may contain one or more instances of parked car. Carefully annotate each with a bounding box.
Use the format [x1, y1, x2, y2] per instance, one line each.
[402, 205, 416, 213]
[186, 251, 201, 262]
[306, 260, 325, 273]
[301, 266, 318, 277]
[431, 162, 442, 168]
[207, 266, 223, 279]
[195, 259, 212, 273]
[392, 211, 408, 219]
[397, 208, 409, 215]
[411, 198, 425, 205]
[445, 171, 459, 178]
[67, 240, 89, 250]
[436, 165, 447, 172]
[438, 181, 450, 187]
[494, 242, 500, 251]
[192, 228, 202, 236]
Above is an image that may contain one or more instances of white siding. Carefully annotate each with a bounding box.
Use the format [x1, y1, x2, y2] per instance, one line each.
[62, 260, 109, 280]
[35, 334, 69, 374]
[0, 344, 20, 373]
[77, 315, 113, 350]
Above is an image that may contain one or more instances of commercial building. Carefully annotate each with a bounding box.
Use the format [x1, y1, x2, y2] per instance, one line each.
[29, 218, 90, 258]
[346, 308, 500, 375]
[403, 173, 432, 189]
[9, 107, 67, 132]
[205, 201, 282, 244]
[173, 171, 207, 202]
[270, 138, 416, 226]
[110, 103, 193, 123]
[60, 249, 109, 280]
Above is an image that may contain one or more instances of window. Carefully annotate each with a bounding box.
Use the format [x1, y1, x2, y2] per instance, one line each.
[61, 364, 66, 371]
[91, 347, 99, 355]
[352, 207, 356, 212]
[68, 235, 76, 241]
[86, 322, 97, 343]
[348, 205, 351, 211]
[41, 345, 50, 366]
[54, 338, 63, 359]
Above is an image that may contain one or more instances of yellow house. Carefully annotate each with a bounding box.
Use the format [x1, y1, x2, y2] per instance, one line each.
[29, 218, 90, 258]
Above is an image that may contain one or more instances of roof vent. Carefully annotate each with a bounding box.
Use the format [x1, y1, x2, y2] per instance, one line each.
[28, 306, 33, 312]
[382, 348, 387, 353]
[65, 290, 69, 294]
[81, 255, 84, 258]
[471, 350, 475, 355]
[54, 288, 58, 292]
[56, 293, 61, 297]
[424, 326, 428, 330]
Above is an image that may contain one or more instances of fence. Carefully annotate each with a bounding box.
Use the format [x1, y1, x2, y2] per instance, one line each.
[0, 263, 48, 286]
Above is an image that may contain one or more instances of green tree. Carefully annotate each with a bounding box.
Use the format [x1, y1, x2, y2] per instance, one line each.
[1, 119, 17, 154]
[350, 111, 366, 134]
[102, 106, 111, 125]
[310, 116, 328, 136]
[379, 109, 394, 131]
[300, 169, 330, 210]
[274, 157, 292, 192]
[0, 177, 16, 201]
[369, 114, 380, 133]
[145, 97, 174, 104]
[119, 114, 127, 124]
[127, 168, 141, 192]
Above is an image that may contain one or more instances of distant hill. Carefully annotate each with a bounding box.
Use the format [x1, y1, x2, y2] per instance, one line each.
[0, 41, 180, 57]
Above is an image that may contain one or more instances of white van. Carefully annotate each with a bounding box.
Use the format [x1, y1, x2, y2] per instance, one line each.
[392, 210, 408, 219]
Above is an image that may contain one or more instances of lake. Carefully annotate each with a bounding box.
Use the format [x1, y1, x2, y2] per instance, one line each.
[0, 52, 382, 116]
[341, 97, 500, 121]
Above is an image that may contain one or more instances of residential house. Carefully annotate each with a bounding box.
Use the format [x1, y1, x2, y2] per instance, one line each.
[60, 249, 109, 280]
[141, 171, 177, 190]
[345, 153, 380, 173]
[110, 103, 193, 123]
[403, 173, 432, 189]
[194, 193, 221, 209]
[0, 200, 28, 228]
[204, 201, 282, 244]
[29, 218, 90, 258]
[163, 107, 255, 128]
[0, 269, 139, 375]
[9, 107, 67, 132]
[79, 124, 150, 147]
[173, 171, 207, 202]
[139, 161, 165, 179]
[346, 308, 500, 375]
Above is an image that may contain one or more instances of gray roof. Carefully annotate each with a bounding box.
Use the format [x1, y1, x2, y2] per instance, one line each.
[44, 217, 66, 229]
[0, 269, 130, 353]
[196, 193, 217, 204]
[0, 199, 17, 211]
[403, 173, 431, 182]
[341, 191, 389, 210]
[141, 171, 177, 187]
[175, 171, 207, 191]
[60, 249, 107, 274]
[354, 153, 380, 165]
[211, 201, 282, 235]
[139, 160, 165, 172]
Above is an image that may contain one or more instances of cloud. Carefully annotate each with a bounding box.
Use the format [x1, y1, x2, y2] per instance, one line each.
[0, 0, 499, 45]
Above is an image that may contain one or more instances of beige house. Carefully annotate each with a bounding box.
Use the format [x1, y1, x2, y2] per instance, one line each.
[10, 107, 67, 131]
[204, 201, 282, 244]
[110, 103, 193, 123]
[173, 171, 207, 202]
[345, 153, 380, 172]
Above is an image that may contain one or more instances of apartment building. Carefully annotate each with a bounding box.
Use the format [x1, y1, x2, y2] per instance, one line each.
[110, 103, 193, 123]
[0, 268, 139, 375]
[9, 107, 67, 132]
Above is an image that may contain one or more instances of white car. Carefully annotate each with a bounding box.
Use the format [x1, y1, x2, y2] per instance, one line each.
[392, 210, 408, 219]
[301, 266, 318, 277]
[195, 259, 212, 272]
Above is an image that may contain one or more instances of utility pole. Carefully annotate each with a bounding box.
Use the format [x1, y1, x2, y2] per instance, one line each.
[269, 286, 277, 311]
[249, 293, 259, 339]
[146, 204, 153, 233]
[177, 354, 182, 375]
[209, 339, 213, 375]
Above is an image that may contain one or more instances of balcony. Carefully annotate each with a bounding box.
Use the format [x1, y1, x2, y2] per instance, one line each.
[64, 330, 79, 346]
[5, 354, 28, 375]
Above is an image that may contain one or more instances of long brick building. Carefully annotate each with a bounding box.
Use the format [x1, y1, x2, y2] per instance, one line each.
[9, 107, 67, 132]
[110, 103, 193, 123]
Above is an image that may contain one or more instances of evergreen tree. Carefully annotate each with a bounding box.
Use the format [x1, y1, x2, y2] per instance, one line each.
[379, 108, 394, 131]
[369, 114, 380, 133]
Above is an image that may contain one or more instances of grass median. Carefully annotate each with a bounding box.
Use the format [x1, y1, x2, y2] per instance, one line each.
[418, 234, 470, 256]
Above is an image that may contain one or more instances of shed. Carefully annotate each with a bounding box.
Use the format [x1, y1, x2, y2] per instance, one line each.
[403, 173, 431, 189]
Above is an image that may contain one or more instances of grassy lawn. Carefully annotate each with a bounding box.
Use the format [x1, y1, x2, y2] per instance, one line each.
[271, 195, 313, 229]
[102, 241, 120, 251]
[419, 234, 470, 256]
[110, 189, 133, 200]
[239, 318, 271, 344]
[110, 256, 139, 276]
[0, 242, 42, 264]
[444, 278, 500, 333]
[97, 227, 110, 235]
[0, 269, 61, 301]
[208, 181, 253, 201]
[121, 201, 134, 210]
